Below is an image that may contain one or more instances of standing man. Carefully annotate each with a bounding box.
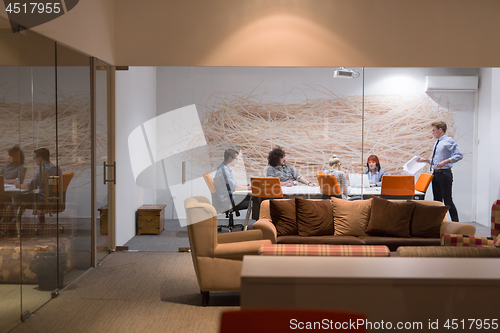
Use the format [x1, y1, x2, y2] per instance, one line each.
[266, 147, 317, 187]
[213, 148, 251, 213]
[417, 121, 463, 222]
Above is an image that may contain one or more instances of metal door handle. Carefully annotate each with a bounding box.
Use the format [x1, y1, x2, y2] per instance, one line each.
[104, 162, 116, 184]
[181, 161, 186, 185]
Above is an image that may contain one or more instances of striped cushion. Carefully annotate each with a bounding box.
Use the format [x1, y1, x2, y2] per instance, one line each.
[492, 200, 500, 238]
[397, 246, 500, 257]
[441, 234, 495, 247]
[258, 244, 390, 257]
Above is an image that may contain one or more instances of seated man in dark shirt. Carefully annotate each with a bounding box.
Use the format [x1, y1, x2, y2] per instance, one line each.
[14, 148, 62, 233]
[266, 147, 317, 187]
[212, 148, 250, 213]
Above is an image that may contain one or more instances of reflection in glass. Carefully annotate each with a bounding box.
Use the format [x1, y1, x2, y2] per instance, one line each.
[0, 16, 22, 332]
[0, 16, 93, 330]
[55, 43, 92, 282]
[18, 28, 58, 321]
[96, 63, 110, 262]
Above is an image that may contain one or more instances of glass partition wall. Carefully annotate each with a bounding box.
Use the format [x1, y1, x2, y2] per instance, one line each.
[0, 18, 94, 332]
[137, 66, 476, 237]
[148, 67, 365, 231]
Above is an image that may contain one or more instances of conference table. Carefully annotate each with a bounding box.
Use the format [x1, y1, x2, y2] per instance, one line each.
[235, 185, 426, 220]
[236, 185, 424, 198]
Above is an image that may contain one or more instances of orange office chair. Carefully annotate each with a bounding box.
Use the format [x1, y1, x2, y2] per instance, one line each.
[19, 172, 74, 235]
[250, 177, 283, 220]
[220, 309, 367, 333]
[316, 174, 341, 199]
[414, 173, 433, 200]
[380, 175, 415, 200]
[203, 172, 247, 232]
[46, 172, 74, 214]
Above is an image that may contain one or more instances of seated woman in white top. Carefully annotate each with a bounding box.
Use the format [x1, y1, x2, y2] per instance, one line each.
[362, 154, 387, 187]
[322, 155, 348, 199]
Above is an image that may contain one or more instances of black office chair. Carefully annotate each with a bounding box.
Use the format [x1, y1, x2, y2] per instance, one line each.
[203, 172, 249, 232]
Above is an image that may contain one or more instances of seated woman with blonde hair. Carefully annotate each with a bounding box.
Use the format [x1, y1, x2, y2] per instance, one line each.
[322, 155, 348, 199]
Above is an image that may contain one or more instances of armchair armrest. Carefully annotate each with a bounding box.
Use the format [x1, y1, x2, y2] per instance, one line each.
[440, 221, 476, 236]
[213, 239, 272, 260]
[441, 234, 495, 247]
[251, 219, 278, 244]
[217, 230, 263, 244]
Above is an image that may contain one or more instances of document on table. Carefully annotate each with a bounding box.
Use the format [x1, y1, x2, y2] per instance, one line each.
[403, 156, 426, 175]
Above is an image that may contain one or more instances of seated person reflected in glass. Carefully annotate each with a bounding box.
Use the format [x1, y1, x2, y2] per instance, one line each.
[13, 148, 62, 234]
[0, 146, 25, 232]
[0, 145, 25, 184]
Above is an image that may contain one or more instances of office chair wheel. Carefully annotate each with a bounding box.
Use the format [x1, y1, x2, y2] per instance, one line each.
[217, 226, 222, 232]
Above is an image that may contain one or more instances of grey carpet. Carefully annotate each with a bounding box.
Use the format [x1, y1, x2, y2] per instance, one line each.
[124, 219, 252, 252]
[10, 251, 239, 333]
[462, 222, 490, 237]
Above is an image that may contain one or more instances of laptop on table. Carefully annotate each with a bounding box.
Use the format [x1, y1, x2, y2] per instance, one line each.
[348, 173, 370, 188]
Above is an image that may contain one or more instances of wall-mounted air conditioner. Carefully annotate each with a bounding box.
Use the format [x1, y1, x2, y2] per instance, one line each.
[425, 76, 478, 92]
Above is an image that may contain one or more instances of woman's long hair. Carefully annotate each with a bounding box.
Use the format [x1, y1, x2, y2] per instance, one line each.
[366, 155, 381, 172]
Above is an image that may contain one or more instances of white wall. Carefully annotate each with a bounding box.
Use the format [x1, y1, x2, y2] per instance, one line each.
[364, 68, 477, 222]
[115, 67, 157, 246]
[476, 68, 500, 227]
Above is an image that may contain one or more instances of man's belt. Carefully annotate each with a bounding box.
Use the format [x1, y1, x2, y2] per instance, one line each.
[433, 169, 451, 173]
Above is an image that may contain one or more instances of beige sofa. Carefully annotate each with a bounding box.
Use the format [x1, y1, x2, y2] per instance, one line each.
[252, 198, 475, 251]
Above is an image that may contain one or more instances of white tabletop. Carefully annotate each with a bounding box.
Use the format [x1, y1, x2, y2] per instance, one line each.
[2, 184, 28, 194]
[236, 185, 424, 197]
[235, 185, 321, 196]
[348, 186, 381, 196]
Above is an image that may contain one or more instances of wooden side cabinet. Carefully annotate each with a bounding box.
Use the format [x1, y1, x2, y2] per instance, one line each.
[136, 204, 166, 235]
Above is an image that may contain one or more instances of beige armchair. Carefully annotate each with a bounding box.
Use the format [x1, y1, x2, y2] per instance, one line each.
[184, 196, 272, 306]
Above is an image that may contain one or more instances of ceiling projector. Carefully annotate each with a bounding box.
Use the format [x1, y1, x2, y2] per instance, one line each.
[333, 68, 355, 79]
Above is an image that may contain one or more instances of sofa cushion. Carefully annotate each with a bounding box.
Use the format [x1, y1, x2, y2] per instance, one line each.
[440, 234, 495, 247]
[410, 201, 450, 238]
[277, 235, 364, 245]
[330, 197, 372, 236]
[295, 198, 334, 236]
[270, 199, 298, 236]
[259, 244, 390, 257]
[366, 196, 415, 237]
[397, 246, 500, 257]
[359, 236, 440, 252]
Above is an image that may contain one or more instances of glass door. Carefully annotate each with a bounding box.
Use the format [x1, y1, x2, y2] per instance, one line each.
[0, 16, 23, 333]
[94, 59, 114, 262]
[18, 27, 58, 323]
[1, 16, 95, 330]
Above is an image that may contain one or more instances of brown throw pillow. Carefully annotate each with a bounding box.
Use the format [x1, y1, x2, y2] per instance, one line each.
[410, 201, 450, 238]
[270, 199, 298, 236]
[366, 196, 415, 237]
[331, 197, 372, 236]
[295, 198, 334, 236]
